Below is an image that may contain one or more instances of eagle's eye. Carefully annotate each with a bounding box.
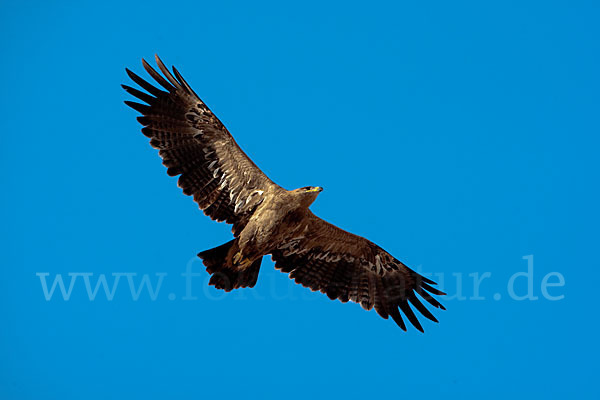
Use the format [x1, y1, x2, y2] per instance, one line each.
[301, 186, 312, 191]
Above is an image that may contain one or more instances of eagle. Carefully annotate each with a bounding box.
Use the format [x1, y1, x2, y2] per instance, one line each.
[123, 55, 446, 331]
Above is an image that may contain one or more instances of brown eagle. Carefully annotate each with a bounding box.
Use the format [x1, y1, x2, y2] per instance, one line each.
[123, 55, 445, 331]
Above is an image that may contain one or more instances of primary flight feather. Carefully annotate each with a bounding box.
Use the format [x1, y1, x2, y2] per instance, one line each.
[123, 55, 446, 331]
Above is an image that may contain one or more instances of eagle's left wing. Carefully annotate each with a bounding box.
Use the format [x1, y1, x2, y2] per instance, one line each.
[271, 212, 445, 331]
[123, 55, 283, 236]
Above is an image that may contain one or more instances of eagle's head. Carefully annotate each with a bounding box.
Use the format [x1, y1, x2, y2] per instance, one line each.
[299, 186, 323, 194]
[294, 186, 324, 206]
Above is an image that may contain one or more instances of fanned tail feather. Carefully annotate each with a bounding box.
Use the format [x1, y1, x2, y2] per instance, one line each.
[197, 240, 262, 291]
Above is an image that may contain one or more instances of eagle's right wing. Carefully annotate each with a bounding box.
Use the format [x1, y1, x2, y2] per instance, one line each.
[271, 212, 445, 331]
[123, 55, 282, 235]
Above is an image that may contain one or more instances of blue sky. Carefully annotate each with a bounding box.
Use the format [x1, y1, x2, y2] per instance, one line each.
[1, 0, 598, 398]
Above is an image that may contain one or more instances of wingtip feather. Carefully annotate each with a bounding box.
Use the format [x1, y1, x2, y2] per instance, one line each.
[399, 301, 424, 333]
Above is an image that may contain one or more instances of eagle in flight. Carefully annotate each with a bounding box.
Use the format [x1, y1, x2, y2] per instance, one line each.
[123, 56, 445, 331]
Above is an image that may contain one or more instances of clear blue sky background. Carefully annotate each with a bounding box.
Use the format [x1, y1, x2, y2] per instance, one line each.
[1, 0, 598, 398]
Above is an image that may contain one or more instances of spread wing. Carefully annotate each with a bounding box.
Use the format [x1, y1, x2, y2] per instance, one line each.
[271, 212, 446, 331]
[123, 55, 282, 235]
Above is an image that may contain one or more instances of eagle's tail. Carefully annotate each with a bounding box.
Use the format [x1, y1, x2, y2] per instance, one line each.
[197, 240, 262, 292]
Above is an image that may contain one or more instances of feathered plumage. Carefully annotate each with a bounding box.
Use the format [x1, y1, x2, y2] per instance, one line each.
[123, 55, 445, 331]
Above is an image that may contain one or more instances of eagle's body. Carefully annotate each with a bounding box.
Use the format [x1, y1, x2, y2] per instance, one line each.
[237, 187, 317, 264]
[123, 56, 446, 331]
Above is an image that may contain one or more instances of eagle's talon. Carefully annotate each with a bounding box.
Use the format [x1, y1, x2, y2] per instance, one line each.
[233, 252, 242, 264]
[233, 252, 253, 268]
[240, 258, 253, 268]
